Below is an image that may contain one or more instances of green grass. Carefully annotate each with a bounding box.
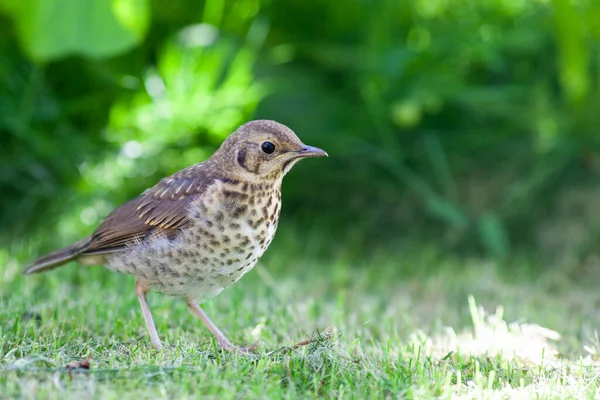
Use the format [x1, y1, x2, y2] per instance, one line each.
[1, 236, 600, 399]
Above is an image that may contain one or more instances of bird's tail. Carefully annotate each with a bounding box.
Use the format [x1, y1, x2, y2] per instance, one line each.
[23, 238, 92, 274]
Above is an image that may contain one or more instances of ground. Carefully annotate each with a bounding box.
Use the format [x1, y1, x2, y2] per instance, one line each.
[1, 238, 600, 399]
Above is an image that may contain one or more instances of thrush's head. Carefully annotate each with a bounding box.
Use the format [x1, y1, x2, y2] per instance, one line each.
[213, 120, 327, 182]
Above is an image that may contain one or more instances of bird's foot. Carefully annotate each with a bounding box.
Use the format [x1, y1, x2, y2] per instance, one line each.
[231, 344, 257, 354]
[152, 341, 163, 351]
[217, 337, 256, 353]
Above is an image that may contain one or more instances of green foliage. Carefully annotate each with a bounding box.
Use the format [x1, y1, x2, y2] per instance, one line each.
[257, 0, 600, 260]
[1, 0, 149, 61]
[1, 0, 599, 261]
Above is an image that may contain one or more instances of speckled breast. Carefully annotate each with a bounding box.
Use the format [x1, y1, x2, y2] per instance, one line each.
[106, 179, 281, 302]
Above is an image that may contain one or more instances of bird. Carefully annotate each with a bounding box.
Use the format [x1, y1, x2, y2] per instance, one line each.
[24, 120, 327, 352]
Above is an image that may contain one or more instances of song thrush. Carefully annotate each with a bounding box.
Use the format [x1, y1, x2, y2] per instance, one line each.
[24, 120, 327, 351]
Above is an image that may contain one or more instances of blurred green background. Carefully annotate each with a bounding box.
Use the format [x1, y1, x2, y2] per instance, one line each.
[1, 0, 600, 271]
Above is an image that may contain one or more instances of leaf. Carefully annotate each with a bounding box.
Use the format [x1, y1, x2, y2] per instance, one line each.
[424, 132, 456, 198]
[2, 0, 149, 62]
[425, 197, 469, 230]
[552, 0, 589, 105]
[477, 212, 510, 259]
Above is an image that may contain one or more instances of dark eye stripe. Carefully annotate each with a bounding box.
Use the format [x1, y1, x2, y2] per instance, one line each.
[237, 148, 246, 166]
[237, 147, 260, 173]
[237, 148, 255, 173]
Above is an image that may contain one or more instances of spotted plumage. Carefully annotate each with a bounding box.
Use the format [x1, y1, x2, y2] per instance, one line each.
[24, 120, 327, 352]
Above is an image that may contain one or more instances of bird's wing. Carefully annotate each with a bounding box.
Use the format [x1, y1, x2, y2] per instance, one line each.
[82, 163, 216, 255]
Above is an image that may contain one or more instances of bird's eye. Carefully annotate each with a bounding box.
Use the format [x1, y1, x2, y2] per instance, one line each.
[261, 141, 276, 154]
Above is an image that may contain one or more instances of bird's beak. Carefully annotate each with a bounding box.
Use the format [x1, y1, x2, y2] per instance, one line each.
[295, 145, 328, 158]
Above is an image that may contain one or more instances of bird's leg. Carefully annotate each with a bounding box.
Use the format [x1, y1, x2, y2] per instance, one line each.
[185, 300, 254, 353]
[135, 279, 162, 350]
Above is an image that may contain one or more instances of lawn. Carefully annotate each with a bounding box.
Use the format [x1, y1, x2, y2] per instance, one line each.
[1, 234, 600, 399]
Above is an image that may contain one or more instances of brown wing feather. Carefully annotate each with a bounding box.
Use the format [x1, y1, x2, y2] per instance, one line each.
[82, 163, 216, 255]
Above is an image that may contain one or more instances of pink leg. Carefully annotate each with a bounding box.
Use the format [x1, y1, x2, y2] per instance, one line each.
[135, 279, 162, 350]
[185, 300, 254, 352]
